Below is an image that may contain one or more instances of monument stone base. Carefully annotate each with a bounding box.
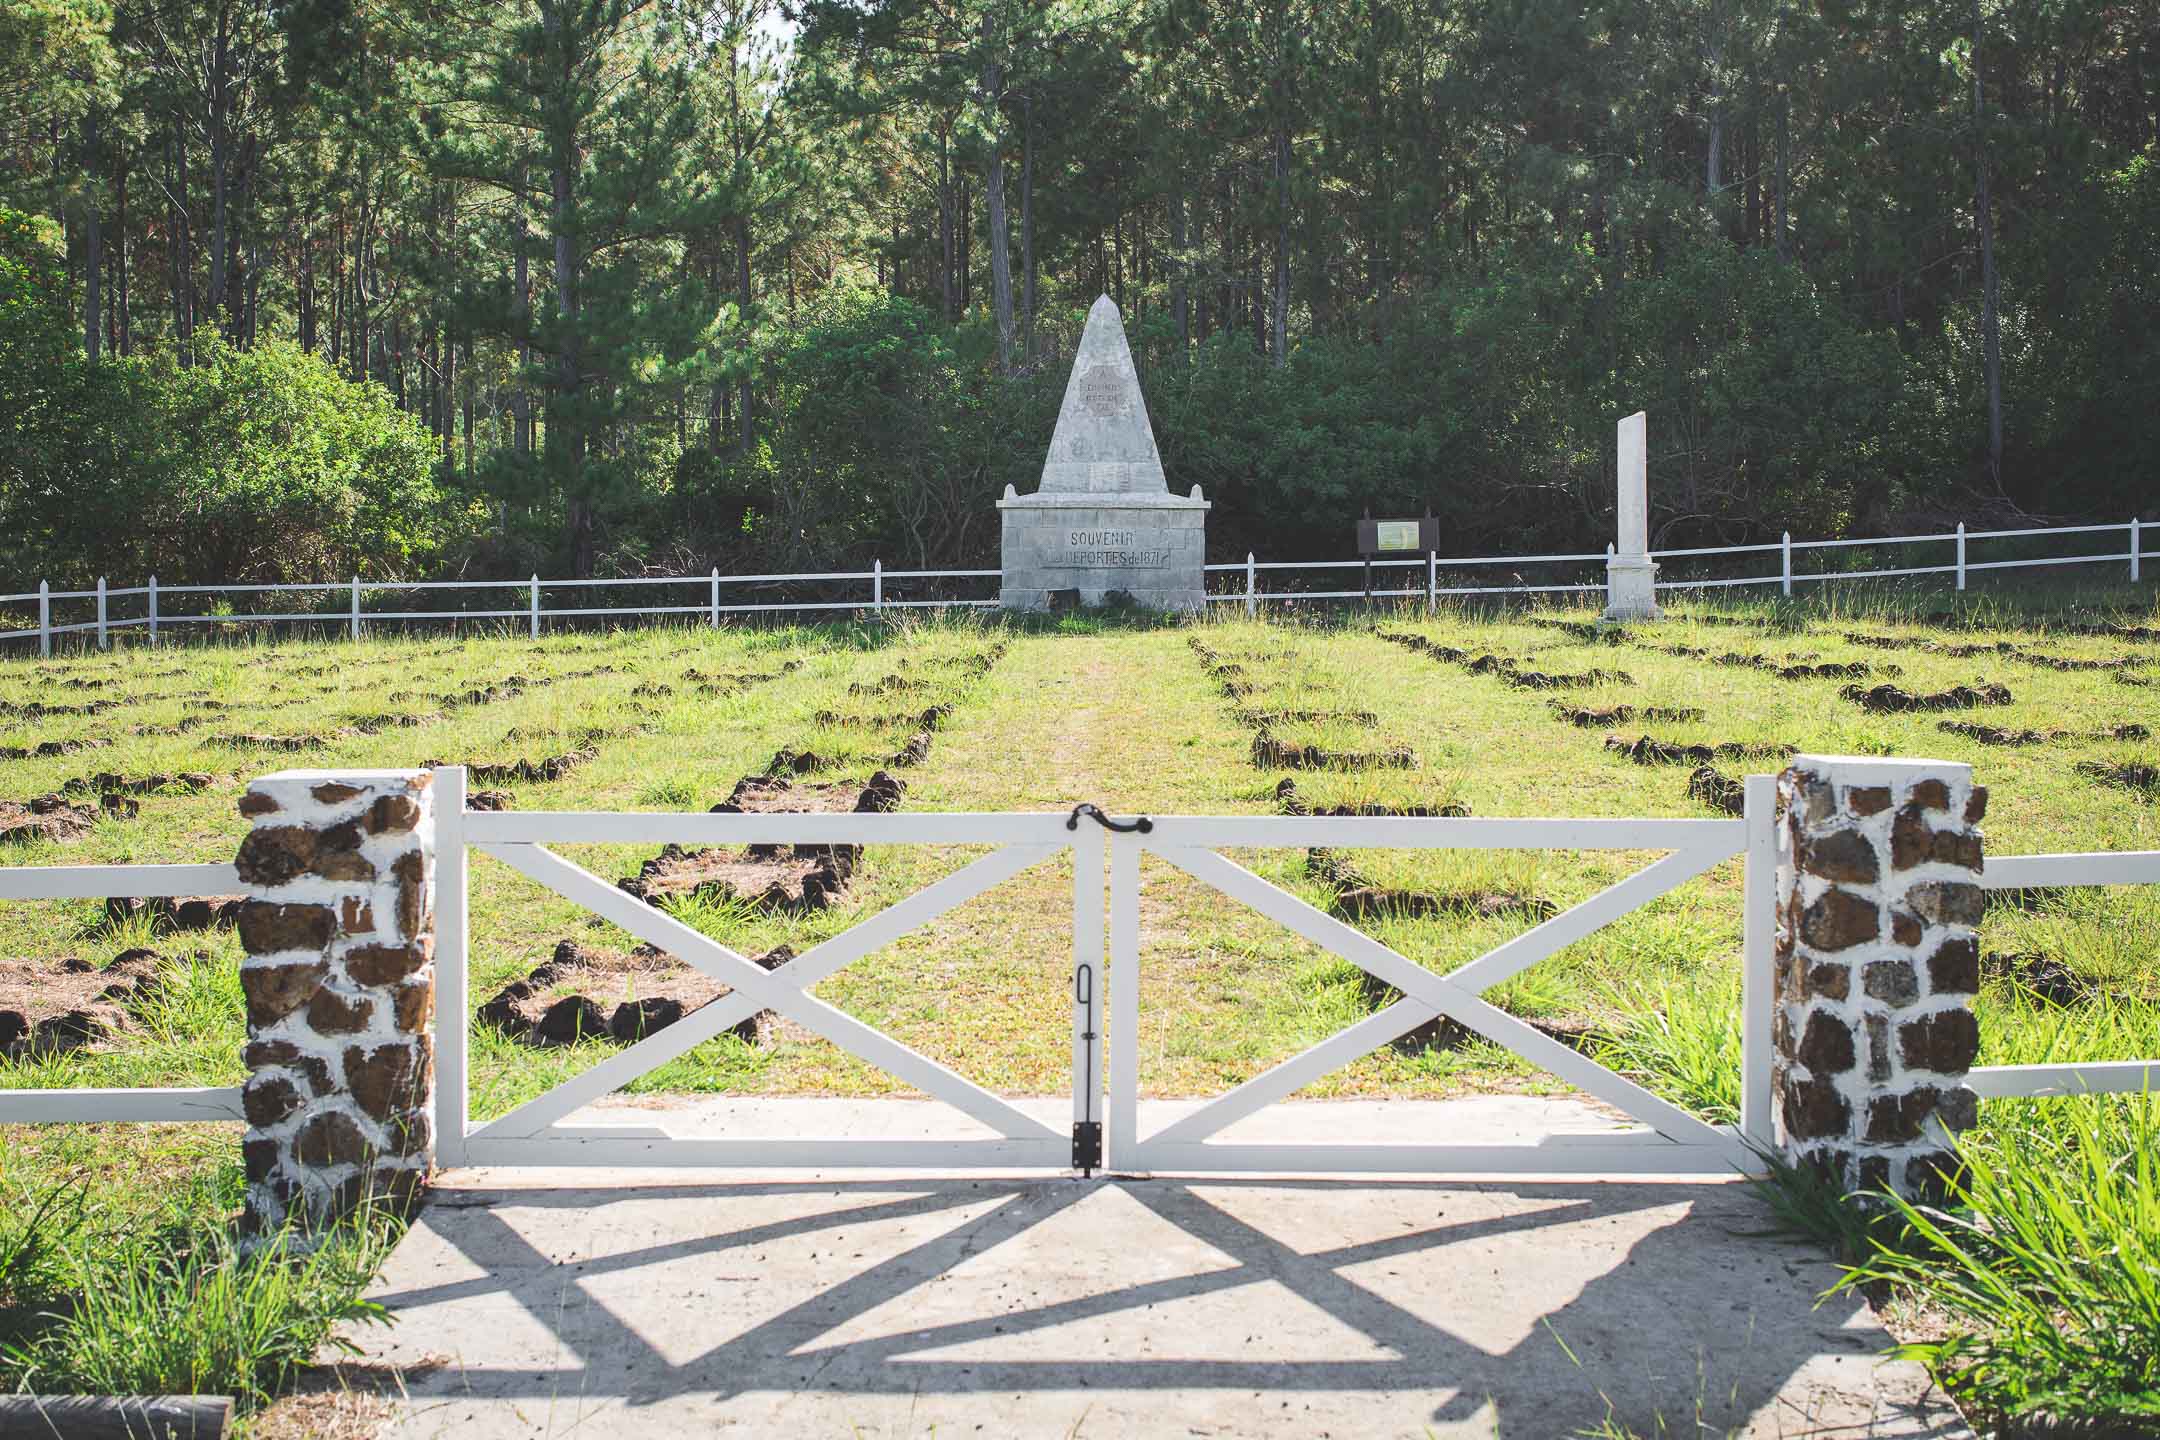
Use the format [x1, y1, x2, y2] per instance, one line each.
[998, 489, 1210, 614]
[1602, 554, 1663, 621]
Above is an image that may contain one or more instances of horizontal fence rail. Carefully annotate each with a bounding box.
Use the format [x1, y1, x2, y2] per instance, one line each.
[1, 518, 2148, 651]
[0, 860, 248, 1126]
[1969, 849, 2160, 1101]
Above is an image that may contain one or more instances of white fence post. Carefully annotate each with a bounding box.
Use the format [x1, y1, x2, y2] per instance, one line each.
[1956, 522, 1967, 591]
[1427, 549, 1437, 612]
[147, 575, 158, 645]
[709, 567, 719, 627]
[434, 765, 470, 1167]
[1780, 532, 1792, 598]
[96, 577, 108, 650]
[37, 580, 49, 658]
[2132, 518, 2142, 583]
[1740, 773, 1779, 1149]
[529, 575, 540, 639]
[873, 558, 883, 614]
[1244, 552, 1256, 618]
[349, 576, 361, 641]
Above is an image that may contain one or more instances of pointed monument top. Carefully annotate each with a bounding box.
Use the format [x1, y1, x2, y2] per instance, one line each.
[1036, 294, 1166, 495]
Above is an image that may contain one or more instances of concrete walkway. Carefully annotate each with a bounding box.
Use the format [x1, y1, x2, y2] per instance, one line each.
[343, 1097, 1966, 1438]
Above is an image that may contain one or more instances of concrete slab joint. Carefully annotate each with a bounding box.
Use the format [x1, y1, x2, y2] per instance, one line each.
[1773, 754, 1985, 1201]
[235, 768, 437, 1246]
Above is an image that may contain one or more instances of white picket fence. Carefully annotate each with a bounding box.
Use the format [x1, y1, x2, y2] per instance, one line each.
[2, 517, 2148, 655]
[5, 771, 2153, 1169]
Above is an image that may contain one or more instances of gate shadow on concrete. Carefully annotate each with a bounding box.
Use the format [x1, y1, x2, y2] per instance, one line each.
[346, 1173, 1963, 1437]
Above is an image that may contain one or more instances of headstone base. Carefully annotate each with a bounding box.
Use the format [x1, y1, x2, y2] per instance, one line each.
[1603, 554, 1663, 621]
[999, 490, 1210, 615]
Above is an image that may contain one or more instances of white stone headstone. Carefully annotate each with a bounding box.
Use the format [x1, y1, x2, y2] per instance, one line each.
[1603, 410, 1662, 620]
[999, 296, 1208, 613]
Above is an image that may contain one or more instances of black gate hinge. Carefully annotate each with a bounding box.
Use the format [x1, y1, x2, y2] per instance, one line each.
[1071, 1120, 1103, 1176]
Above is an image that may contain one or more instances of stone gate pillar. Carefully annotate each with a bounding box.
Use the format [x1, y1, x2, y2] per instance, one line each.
[1773, 755, 1985, 1200]
[234, 770, 436, 1243]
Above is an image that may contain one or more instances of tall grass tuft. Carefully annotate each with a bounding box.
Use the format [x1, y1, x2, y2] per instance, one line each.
[1836, 1094, 2160, 1429]
[1589, 977, 1741, 1128]
[1, 1170, 400, 1407]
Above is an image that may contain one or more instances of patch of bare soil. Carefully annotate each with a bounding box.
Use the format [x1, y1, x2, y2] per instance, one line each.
[466, 789, 514, 811]
[2075, 761, 2160, 799]
[1236, 707, 1380, 728]
[1938, 720, 2148, 746]
[480, 937, 799, 1046]
[60, 770, 214, 798]
[425, 748, 594, 785]
[1251, 732, 1418, 771]
[1347, 972, 1602, 1054]
[103, 893, 245, 930]
[1982, 951, 2098, 1008]
[618, 772, 905, 912]
[1274, 777, 1465, 818]
[1603, 732, 1792, 766]
[1304, 842, 1555, 923]
[212, 731, 333, 751]
[0, 792, 131, 846]
[1642, 642, 1878, 681]
[1549, 702, 1706, 727]
[0, 948, 173, 1058]
[850, 674, 930, 696]
[0, 737, 115, 759]
[812, 703, 953, 731]
[0, 699, 119, 718]
[1840, 681, 2013, 713]
[1688, 765, 1745, 816]
[2113, 671, 2153, 688]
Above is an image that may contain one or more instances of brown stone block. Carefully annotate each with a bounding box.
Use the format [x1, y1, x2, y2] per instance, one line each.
[244, 1039, 302, 1070]
[344, 1042, 429, 1120]
[238, 791, 280, 818]
[1890, 911, 1922, 946]
[1800, 829, 1879, 885]
[293, 1109, 374, 1167]
[237, 827, 319, 887]
[240, 958, 328, 1028]
[1907, 881, 1984, 927]
[306, 987, 376, 1035]
[392, 850, 428, 937]
[1910, 778, 1951, 811]
[392, 981, 433, 1032]
[312, 820, 375, 882]
[242, 1135, 283, 1185]
[1847, 785, 1892, 817]
[242, 1073, 303, 1128]
[339, 897, 375, 935]
[1894, 807, 1982, 872]
[1803, 961, 1850, 1002]
[1936, 1084, 1978, 1132]
[1800, 889, 1879, 951]
[1965, 787, 1989, 824]
[366, 794, 424, 835]
[1794, 1010, 1857, 1074]
[1779, 1074, 1849, 1139]
[1857, 1154, 1892, 1193]
[344, 941, 430, 986]
[1863, 959, 1919, 1007]
[312, 782, 364, 805]
[1793, 773, 1837, 824]
[237, 900, 335, 957]
[1927, 938, 1981, 994]
[1903, 1150, 1963, 1204]
[383, 1108, 432, 1157]
[1899, 1008, 1981, 1073]
[1865, 1086, 1938, 1143]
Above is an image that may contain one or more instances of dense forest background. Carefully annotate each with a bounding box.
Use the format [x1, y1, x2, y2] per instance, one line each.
[1, 0, 2156, 587]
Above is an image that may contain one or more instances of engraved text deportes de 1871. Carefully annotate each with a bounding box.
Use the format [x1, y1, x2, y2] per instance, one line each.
[1063, 529, 1168, 568]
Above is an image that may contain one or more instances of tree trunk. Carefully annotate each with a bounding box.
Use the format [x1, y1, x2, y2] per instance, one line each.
[981, 32, 1015, 374]
[114, 150, 129, 354]
[82, 113, 101, 361]
[1021, 92, 1035, 360]
[735, 216, 754, 457]
[1271, 121, 1289, 368]
[938, 123, 954, 321]
[1973, 0, 2003, 489]
[207, 4, 232, 335]
[514, 158, 533, 456]
[1170, 164, 1189, 357]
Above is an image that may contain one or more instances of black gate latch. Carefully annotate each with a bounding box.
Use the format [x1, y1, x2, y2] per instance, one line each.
[1072, 1121, 1103, 1175]
[1066, 803, 1153, 834]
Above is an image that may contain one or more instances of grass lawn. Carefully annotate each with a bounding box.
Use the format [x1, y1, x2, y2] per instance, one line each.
[2, 578, 2157, 1429]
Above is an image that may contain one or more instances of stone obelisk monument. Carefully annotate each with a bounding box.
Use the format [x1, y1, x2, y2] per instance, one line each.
[1602, 410, 1662, 620]
[999, 295, 1209, 613]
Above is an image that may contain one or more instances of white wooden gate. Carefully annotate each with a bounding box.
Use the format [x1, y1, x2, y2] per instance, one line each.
[436, 767, 1104, 1171]
[1102, 789, 1777, 1177]
[431, 766, 1777, 1178]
